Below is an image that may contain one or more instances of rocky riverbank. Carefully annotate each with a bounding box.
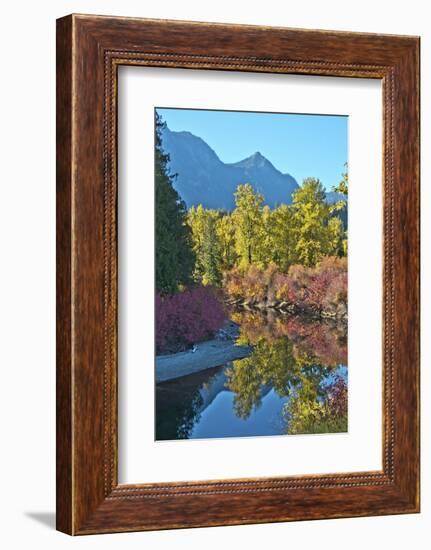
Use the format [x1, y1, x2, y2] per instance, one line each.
[226, 298, 347, 321]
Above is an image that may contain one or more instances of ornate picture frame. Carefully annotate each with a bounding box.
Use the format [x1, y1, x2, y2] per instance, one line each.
[56, 14, 420, 534]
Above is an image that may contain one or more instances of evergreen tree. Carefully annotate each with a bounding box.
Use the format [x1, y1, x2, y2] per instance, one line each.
[155, 113, 194, 294]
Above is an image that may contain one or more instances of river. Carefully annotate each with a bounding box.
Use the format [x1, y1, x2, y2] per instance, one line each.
[156, 309, 348, 440]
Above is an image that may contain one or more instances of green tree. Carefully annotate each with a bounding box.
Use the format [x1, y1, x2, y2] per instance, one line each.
[327, 216, 345, 257]
[187, 206, 222, 286]
[284, 372, 347, 435]
[232, 184, 264, 267]
[226, 336, 331, 420]
[253, 205, 275, 267]
[187, 205, 206, 280]
[155, 113, 194, 294]
[331, 165, 348, 256]
[270, 204, 298, 270]
[333, 163, 348, 197]
[215, 213, 237, 271]
[200, 211, 222, 286]
[291, 178, 342, 266]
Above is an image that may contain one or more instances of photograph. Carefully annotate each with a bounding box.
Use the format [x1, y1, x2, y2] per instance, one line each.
[0, 2, 423, 544]
[154, 107, 349, 441]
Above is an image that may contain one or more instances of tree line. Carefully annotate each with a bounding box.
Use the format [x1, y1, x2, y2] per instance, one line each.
[187, 180, 347, 289]
[155, 112, 348, 296]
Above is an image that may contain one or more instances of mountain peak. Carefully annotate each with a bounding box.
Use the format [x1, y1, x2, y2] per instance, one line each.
[247, 151, 266, 163]
[232, 151, 273, 170]
[160, 126, 299, 210]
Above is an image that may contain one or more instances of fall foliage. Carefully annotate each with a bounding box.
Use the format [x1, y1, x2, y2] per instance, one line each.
[154, 111, 348, 353]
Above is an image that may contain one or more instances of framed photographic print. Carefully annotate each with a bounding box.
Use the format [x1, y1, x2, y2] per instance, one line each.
[56, 14, 420, 534]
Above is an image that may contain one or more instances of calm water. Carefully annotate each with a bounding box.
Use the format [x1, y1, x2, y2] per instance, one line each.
[156, 310, 347, 441]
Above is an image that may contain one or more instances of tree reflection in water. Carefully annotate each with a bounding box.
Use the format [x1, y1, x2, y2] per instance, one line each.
[227, 308, 347, 433]
[155, 309, 347, 440]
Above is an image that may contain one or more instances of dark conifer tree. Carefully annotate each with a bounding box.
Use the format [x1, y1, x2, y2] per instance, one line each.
[155, 112, 194, 294]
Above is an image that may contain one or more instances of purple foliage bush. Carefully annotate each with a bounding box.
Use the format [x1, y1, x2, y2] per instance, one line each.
[325, 376, 348, 417]
[287, 257, 347, 313]
[156, 286, 225, 354]
[224, 256, 347, 317]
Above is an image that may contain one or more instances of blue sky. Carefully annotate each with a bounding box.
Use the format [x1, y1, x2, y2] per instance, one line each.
[156, 108, 348, 191]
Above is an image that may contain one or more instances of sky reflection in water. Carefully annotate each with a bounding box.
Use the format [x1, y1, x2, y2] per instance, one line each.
[156, 312, 347, 441]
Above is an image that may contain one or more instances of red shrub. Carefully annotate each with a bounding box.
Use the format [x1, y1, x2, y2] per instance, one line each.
[224, 256, 347, 318]
[156, 287, 225, 354]
[324, 271, 348, 308]
[224, 265, 267, 302]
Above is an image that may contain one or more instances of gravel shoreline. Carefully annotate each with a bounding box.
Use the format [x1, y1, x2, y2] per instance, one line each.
[155, 339, 252, 383]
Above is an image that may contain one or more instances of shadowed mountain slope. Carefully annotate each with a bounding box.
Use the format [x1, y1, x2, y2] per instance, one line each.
[161, 126, 299, 210]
